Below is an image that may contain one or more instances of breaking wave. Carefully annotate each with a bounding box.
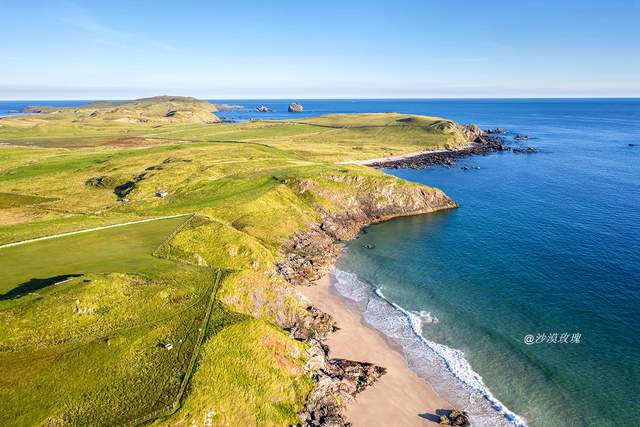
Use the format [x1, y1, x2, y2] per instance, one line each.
[332, 268, 527, 427]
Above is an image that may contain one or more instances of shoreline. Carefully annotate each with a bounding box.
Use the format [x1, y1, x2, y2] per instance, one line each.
[339, 134, 517, 170]
[299, 273, 452, 426]
[336, 143, 473, 166]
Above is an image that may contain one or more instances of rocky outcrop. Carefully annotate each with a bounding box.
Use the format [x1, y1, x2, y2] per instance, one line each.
[85, 175, 116, 189]
[289, 102, 304, 112]
[271, 176, 457, 425]
[364, 123, 539, 169]
[439, 409, 471, 426]
[461, 123, 484, 141]
[301, 341, 386, 427]
[278, 176, 457, 286]
[255, 105, 272, 112]
[487, 127, 508, 134]
[284, 305, 337, 341]
[513, 147, 538, 153]
[370, 135, 510, 170]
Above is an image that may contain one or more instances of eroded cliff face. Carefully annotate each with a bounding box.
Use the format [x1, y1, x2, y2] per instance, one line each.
[272, 175, 458, 426]
[278, 175, 457, 287]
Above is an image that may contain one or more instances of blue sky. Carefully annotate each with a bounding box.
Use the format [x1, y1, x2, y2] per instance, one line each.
[1, 0, 639, 99]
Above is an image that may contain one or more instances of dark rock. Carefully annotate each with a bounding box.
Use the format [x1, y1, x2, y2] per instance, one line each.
[113, 180, 137, 198]
[288, 102, 304, 112]
[462, 166, 469, 170]
[255, 105, 272, 112]
[629, 143, 637, 147]
[371, 127, 512, 170]
[363, 243, 375, 249]
[513, 147, 538, 153]
[285, 306, 337, 341]
[439, 409, 470, 426]
[487, 127, 508, 134]
[514, 133, 529, 141]
[300, 341, 386, 427]
[85, 175, 116, 189]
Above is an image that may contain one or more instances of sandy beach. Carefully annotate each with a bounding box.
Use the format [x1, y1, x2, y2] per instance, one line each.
[300, 274, 452, 426]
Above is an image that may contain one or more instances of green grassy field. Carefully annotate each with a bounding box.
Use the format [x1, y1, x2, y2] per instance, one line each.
[0, 216, 188, 290]
[0, 100, 462, 426]
[0, 192, 54, 209]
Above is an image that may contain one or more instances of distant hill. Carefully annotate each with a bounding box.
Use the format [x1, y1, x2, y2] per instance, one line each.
[23, 96, 220, 124]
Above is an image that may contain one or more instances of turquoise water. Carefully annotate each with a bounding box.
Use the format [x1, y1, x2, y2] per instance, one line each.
[2, 98, 638, 425]
[332, 99, 640, 426]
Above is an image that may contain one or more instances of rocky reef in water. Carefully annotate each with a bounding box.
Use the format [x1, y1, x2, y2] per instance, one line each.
[372, 125, 537, 169]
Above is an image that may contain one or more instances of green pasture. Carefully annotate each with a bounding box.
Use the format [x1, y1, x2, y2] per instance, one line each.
[0, 215, 188, 294]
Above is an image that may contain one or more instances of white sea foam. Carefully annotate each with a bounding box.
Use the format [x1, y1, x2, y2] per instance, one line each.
[411, 309, 439, 327]
[332, 268, 527, 427]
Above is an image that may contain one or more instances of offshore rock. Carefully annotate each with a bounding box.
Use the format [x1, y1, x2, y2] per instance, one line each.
[513, 147, 538, 153]
[487, 127, 508, 134]
[288, 102, 304, 112]
[255, 105, 272, 112]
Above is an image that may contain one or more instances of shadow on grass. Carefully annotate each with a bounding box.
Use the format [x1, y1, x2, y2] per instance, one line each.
[0, 273, 83, 300]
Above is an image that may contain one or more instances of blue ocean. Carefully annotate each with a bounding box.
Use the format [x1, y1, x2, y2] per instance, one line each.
[1, 98, 638, 426]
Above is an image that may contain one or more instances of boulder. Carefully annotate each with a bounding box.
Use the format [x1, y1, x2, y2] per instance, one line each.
[288, 102, 304, 112]
[514, 133, 529, 140]
[255, 105, 272, 112]
[85, 175, 116, 189]
[439, 409, 470, 426]
[487, 127, 508, 134]
[513, 147, 538, 153]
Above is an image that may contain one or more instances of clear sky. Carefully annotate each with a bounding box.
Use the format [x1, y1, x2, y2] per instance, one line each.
[1, 0, 639, 99]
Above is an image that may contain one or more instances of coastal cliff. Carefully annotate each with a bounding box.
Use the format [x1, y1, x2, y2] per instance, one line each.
[278, 175, 457, 287]
[273, 175, 458, 425]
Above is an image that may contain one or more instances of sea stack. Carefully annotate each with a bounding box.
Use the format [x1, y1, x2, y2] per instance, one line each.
[288, 102, 304, 112]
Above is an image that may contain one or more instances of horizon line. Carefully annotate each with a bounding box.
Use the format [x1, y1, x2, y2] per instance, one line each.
[2, 96, 640, 102]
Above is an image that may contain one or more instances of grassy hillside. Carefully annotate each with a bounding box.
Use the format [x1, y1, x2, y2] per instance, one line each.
[0, 99, 463, 426]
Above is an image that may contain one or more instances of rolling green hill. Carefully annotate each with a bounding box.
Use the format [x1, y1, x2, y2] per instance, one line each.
[0, 98, 464, 426]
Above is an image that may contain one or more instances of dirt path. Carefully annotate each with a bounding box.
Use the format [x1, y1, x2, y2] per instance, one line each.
[0, 213, 190, 249]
